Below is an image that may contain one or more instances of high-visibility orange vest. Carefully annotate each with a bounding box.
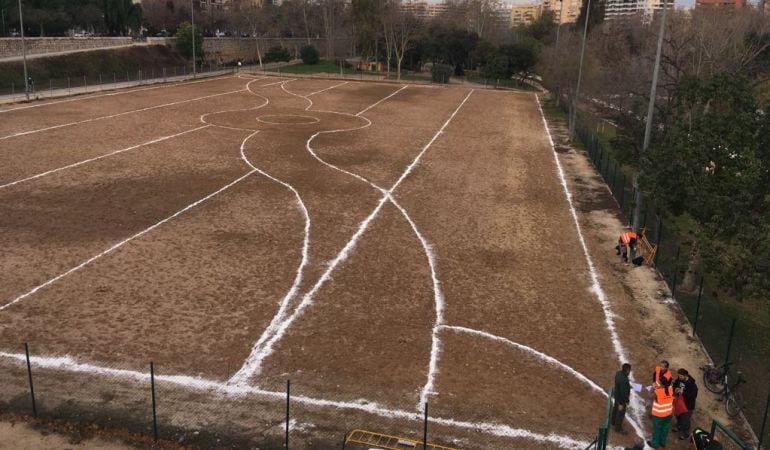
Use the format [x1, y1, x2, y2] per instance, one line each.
[654, 365, 672, 384]
[620, 232, 638, 245]
[651, 386, 674, 418]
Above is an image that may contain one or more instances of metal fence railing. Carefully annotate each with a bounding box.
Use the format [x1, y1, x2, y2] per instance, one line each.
[568, 104, 770, 449]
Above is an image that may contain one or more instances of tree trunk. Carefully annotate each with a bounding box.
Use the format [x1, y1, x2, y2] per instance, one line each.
[396, 56, 403, 81]
[680, 243, 701, 294]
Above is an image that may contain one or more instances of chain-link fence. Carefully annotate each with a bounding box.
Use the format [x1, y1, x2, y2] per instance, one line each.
[571, 107, 770, 449]
[0, 63, 239, 103]
[6, 342, 580, 449]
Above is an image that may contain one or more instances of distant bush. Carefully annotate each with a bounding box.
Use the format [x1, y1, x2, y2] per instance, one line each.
[264, 46, 291, 63]
[431, 64, 453, 84]
[300, 45, 319, 65]
[335, 58, 353, 69]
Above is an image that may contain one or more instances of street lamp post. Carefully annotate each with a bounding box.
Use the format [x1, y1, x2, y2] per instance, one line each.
[191, 0, 196, 77]
[569, 0, 592, 140]
[18, 0, 29, 100]
[632, 0, 668, 230]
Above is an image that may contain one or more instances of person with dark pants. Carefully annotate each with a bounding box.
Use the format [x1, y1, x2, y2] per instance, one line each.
[648, 376, 674, 449]
[673, 368, 698, 440]
[612, 363, 632, 434]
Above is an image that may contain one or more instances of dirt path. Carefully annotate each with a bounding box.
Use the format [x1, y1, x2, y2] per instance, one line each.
[0, 419, 132, 450]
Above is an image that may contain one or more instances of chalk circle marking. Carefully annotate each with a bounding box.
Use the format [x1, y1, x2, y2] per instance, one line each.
[256, 114, 320, 125]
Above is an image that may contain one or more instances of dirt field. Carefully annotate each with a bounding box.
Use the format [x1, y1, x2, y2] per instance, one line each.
[0, 74, 735, 449]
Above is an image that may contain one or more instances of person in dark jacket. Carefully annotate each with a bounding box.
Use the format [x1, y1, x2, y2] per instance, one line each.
[612, 363, 632, 434]
[673, 368, 698, 439]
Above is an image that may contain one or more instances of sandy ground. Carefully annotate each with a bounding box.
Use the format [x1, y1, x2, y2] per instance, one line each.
[0, 420, 131, 450]
[0, 75, 750, 449]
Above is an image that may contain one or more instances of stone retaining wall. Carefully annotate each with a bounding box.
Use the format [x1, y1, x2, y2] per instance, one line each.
[0, 37, 134, 58]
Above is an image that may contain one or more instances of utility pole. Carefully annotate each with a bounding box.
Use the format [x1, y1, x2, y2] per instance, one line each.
[191, 0, 196, 77]
[18, 0, 29, 100]
[569, 0, 592, 140]
[633, 0, 668, 230]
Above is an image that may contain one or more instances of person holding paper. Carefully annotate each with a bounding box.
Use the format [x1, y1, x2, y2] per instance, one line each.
[612, 363, 632, 434]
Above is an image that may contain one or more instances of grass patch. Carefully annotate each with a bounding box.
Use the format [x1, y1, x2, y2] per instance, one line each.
[274, 59, 356, 75]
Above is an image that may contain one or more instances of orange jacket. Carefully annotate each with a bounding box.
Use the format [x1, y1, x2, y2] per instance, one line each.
[651, 385, 674, 418]
[619, 232, 638, 246]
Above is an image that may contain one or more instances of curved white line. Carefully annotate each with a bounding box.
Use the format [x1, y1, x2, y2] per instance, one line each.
[228, 129, 311, 386]
[283, 81, 445, 410]
[534, 95, 647, 441]
[442, 325, 606, 394]
[0, 350, 600, 449]
[0, 88, 248, 142]
[0, 75, 243, 114]
[236, 87, 473, 383]
[0, 78, 264, 190]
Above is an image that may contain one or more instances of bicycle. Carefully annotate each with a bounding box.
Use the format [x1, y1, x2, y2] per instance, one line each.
[701, 362, 747, 417]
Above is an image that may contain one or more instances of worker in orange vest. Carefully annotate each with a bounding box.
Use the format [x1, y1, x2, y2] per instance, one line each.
[616, 228, 639, 263]
[653, 360, 673, 385]
[647, 376, 675, 449]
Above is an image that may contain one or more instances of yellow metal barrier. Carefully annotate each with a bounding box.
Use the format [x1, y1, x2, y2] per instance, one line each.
[639, 228, 657, 266]
[344, 429, 458, 450]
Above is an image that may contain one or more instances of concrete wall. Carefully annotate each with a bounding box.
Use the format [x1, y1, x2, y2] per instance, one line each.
[0, 37, 134, 59]
[0, 36, 351, 64]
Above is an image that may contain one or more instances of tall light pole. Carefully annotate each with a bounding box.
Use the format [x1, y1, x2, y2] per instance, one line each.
[191, 0, 196, 77]
[569, 0, 592, 139]
[632, 0, 668, 230]
[18, 0, 29, 100]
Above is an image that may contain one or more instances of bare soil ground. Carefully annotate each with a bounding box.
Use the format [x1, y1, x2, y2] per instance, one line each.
[0, 75, 735, 449]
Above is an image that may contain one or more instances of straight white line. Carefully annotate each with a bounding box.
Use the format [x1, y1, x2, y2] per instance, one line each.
[0, 75, 237, 114]
[262, 79, 294, 87]
[0, 168, 256, 312]
[271, 82, 445, 411]
[238, 89, 474, 379]
[0, 351, 600, 449]
[357, 85, 409, 116]
[228, 129, 312, 386]
[0, 125, 211, 190]
[306, 81, 348, 97]
[534, 94, 647, 441]
[0, 88, 247, 141]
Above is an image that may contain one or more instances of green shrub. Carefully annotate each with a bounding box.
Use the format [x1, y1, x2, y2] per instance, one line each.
[264, 46, 291, 63]
[431, 64, 453, 84]
[300, 45, 319, 65]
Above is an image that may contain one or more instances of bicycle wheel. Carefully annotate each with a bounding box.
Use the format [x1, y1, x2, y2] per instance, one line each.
[725, 391, 743, 417]
[703, 367, 724, 393]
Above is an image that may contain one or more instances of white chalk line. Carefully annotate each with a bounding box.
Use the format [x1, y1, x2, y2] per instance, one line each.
[278, 81, 446, 411]
[0, 351, 601, 449]
[0, 77, 265, 190]
[0, 75, 244, 114]
[229, 121, 312, 386]
[442, 325, 606, 395]
[534, 95, 647, 440]
[233, 79, 374, 382]
[0, 125, 211, 190]
[0, 88, 249, 141]
[306, 81, 349, 97]
[234, 87, 474, 383]
[0, 167, 257, 312]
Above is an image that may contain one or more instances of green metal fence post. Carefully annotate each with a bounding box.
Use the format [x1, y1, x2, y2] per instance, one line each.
[724, 318, 736, 365]
[693, 276, 704, 336]
[654, 219, 663, 266]
[611, 163, 618, 194]
[285, 379, 290, 449]
[619, 173, 626, 209]
[758, 391, 769, 449]
[150, 362, 158, 441]
[24, 342, 37, 418]
[671, 273, 677, 300]
[423, 402, 429, 450]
